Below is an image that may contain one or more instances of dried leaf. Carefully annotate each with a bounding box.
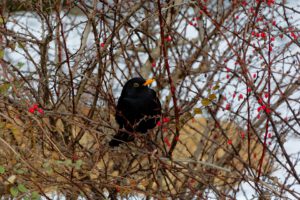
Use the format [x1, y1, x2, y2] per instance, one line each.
[7, 175, 16, 184]
[193, 108, 202, 114]
[213, 84, 219, 90]
[141, 179, 149, 187]
[0, 17, 5, 24]
[0, 83, 10, 94]
[129, 179, 137, 186]
[0, 50, 4, 59]
[209, 94, 217, 100]
[201, 98, 211, 106]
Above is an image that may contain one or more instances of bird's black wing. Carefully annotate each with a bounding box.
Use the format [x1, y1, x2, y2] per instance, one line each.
[111, 96, 137, 147]
[136, 89, 161, 132]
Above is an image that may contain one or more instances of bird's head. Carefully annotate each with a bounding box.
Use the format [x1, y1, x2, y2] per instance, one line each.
[121, 77, 155, 97]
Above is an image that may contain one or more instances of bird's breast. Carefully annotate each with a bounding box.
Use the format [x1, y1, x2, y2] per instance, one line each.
[122, 95, 155, 115]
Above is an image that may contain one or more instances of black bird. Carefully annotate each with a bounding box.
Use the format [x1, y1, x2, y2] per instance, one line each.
[109, 77, 161, 147]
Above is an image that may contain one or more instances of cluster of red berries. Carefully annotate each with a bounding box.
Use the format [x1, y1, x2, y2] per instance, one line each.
[28, 104, 44, 115]
[157, 117, 170, 127]
[256, 0, 275, 6]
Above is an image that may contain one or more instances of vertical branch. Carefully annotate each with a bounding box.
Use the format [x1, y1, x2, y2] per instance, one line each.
[58, 14, 76, 114]
[54, 1, 63, 97]
[157, 0, 180, 157]
[257, 26, 272, 179]
[39, 38, 51, 105]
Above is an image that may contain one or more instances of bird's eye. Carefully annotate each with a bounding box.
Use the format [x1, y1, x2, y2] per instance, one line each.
[133, 83, 140, 88]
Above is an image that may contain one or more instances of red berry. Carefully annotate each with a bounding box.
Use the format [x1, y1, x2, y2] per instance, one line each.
[238, 94, 244, 100]
[72, 154, 79, 161]
[225, 103, 231, 110]
[33, 104, 38, 110]
[28, 107, 35, 114]
[165, 36, 172, 42]
[241, 132, 245, 139]
[291, 32, 297, 40]
[257, 114, 261, 119]
[164, 137, 171, 147]
[241, 1, 247, 6]
[151, 62, 156, 67]
[261, 32, 267, 38]
[264, 93, 269, 98]
[38, 108, 44, 115]
[163, 117, 170, 123]
[257, 106, 262, 112]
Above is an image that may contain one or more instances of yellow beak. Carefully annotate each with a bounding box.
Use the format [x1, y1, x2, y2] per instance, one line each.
[143, 78, 155, 86]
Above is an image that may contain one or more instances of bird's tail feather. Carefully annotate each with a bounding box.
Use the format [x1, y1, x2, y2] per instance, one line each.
[109, 130, 134, 147]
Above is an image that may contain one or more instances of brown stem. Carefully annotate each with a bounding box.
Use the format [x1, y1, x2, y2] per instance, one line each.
[157, 0, 180, 157]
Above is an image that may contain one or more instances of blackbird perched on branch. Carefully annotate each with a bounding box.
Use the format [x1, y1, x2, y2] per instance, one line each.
[109, 77, 161, 147]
